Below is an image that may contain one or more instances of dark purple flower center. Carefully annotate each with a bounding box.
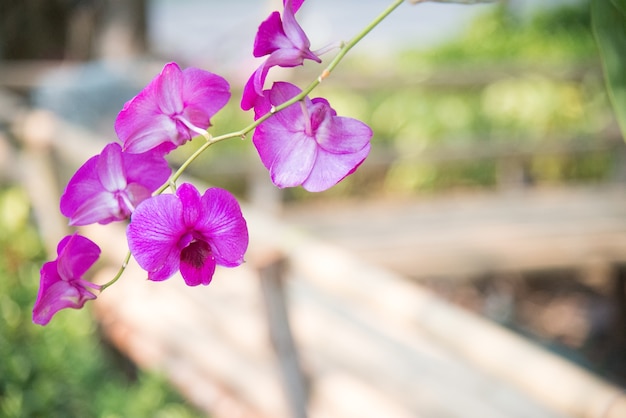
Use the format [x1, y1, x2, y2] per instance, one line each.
[180, 239, 212, 269]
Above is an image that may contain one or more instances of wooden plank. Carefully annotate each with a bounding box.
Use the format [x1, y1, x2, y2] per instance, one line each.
[284, 187, 626, 279]
[257, 252, 308, 418]
[87, 220, 568, 418]
[247, 202, 626, 418]
[16, 111, 626, 418]
[295, 61, 601, 90]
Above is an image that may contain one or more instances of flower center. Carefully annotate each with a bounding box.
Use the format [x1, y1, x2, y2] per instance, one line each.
[180, 238, 212, 269]
[300, 101, 313, 136]
[173, 114, 211, 140]
[114, 191, 135, 218]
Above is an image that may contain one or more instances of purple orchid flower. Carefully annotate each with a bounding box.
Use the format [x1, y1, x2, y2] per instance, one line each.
[115, 62, 230, 154]
[241, 0, 321, 110]
[127, 183, 248, 287]
[60, 142, 171, 226]
[33, 234, 101, 326]
[253, 82, 372, 192]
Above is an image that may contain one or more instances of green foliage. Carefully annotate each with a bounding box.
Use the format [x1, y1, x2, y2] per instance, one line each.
[156, 2, 612, 199]
[403, 2, 597, 67]
[0, 187, 203, 418]
[309, 1, 616, 195]
[592, 0, 626, 138]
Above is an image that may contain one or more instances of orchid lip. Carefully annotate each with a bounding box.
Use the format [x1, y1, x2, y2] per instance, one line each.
[126, 183, 249, 286]
[174, 114, 211, 139]
[300, 101, 313, 136]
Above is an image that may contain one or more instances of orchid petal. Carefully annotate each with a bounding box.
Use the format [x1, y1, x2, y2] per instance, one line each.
[116, 62, 230, 154]
[266, 81, 308, 130]
[177, 183, 202, 227]
[60, 155, 101, 220]
[241, 64, 266, 111]
[156, 62, 184, 115]
[282, 0, 313, 53]
[302, 143, 370, 192]
[271, 132, 317, 188]
[181, 67, 231, 129]
[32, 280, 95, 325]
[242, 1, 319, 111]
[124, 183, 152, 210]
[56, 233, 101, 280]
[33, 234, 101, 325]
[121, 113, 179, 154]
[196, 188, 248, 267]
[124, 150, 171, 191]
[127, 183, 248, 286]
[268, 47, 312, 70]
[241, 51, 297, 111]
[252, 82, 372, 192]
[316, 115, 374, 154]
[285, 0, 306, 14]
[254, 11, 289, 57]
[251, 83, 272, 119]
[127, 194, 184, 274]
[241, 51, 302, 111]
[68, 191, 121, 226]
[115, 74, 162, 149]
[61, 142, 170, 225]
[255, 122, 317, 188]
[148, 251, 181, 282]
[97, 143, 127, 192]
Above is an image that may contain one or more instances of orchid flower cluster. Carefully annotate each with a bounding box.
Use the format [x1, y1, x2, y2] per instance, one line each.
[32, 0, 410, 325]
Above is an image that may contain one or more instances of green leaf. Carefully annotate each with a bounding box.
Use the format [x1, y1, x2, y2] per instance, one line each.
[592, 0, 626, 139]
[611, 0, 626, 16]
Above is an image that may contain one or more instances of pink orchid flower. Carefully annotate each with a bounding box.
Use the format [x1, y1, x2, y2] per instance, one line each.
[241, 0, 321, 110]
[33, 234, 101, 326]
[127, 183, 248, 286]
[60, 142, 171, 226]
[116, 62, 230, 154]
[253, 82, 372, 192]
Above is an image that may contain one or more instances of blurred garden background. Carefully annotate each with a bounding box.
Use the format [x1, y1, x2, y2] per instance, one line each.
[1, 0, 625, 417]
[162, 0, 619, 201]
[0, 190, 204, 416]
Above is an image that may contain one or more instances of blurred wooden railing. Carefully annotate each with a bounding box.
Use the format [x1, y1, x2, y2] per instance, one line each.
[2, 85, 626, 417]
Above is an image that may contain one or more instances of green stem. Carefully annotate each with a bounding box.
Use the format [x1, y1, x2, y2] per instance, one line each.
[254, 0, 407, 124]
[108, 0, 405, 291]
[317, 0, 406, 81]
[155, 0, 405, 195]
[100, 251, 132, 292]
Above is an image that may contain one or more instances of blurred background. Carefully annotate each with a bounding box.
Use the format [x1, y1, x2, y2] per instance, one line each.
[1, 0, 625, 417]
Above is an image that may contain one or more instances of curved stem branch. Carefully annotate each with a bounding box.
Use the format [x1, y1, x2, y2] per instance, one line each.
[100, 251, 132, 292]
[118, 0, 405, 289]
[156, 0, 405, 195]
